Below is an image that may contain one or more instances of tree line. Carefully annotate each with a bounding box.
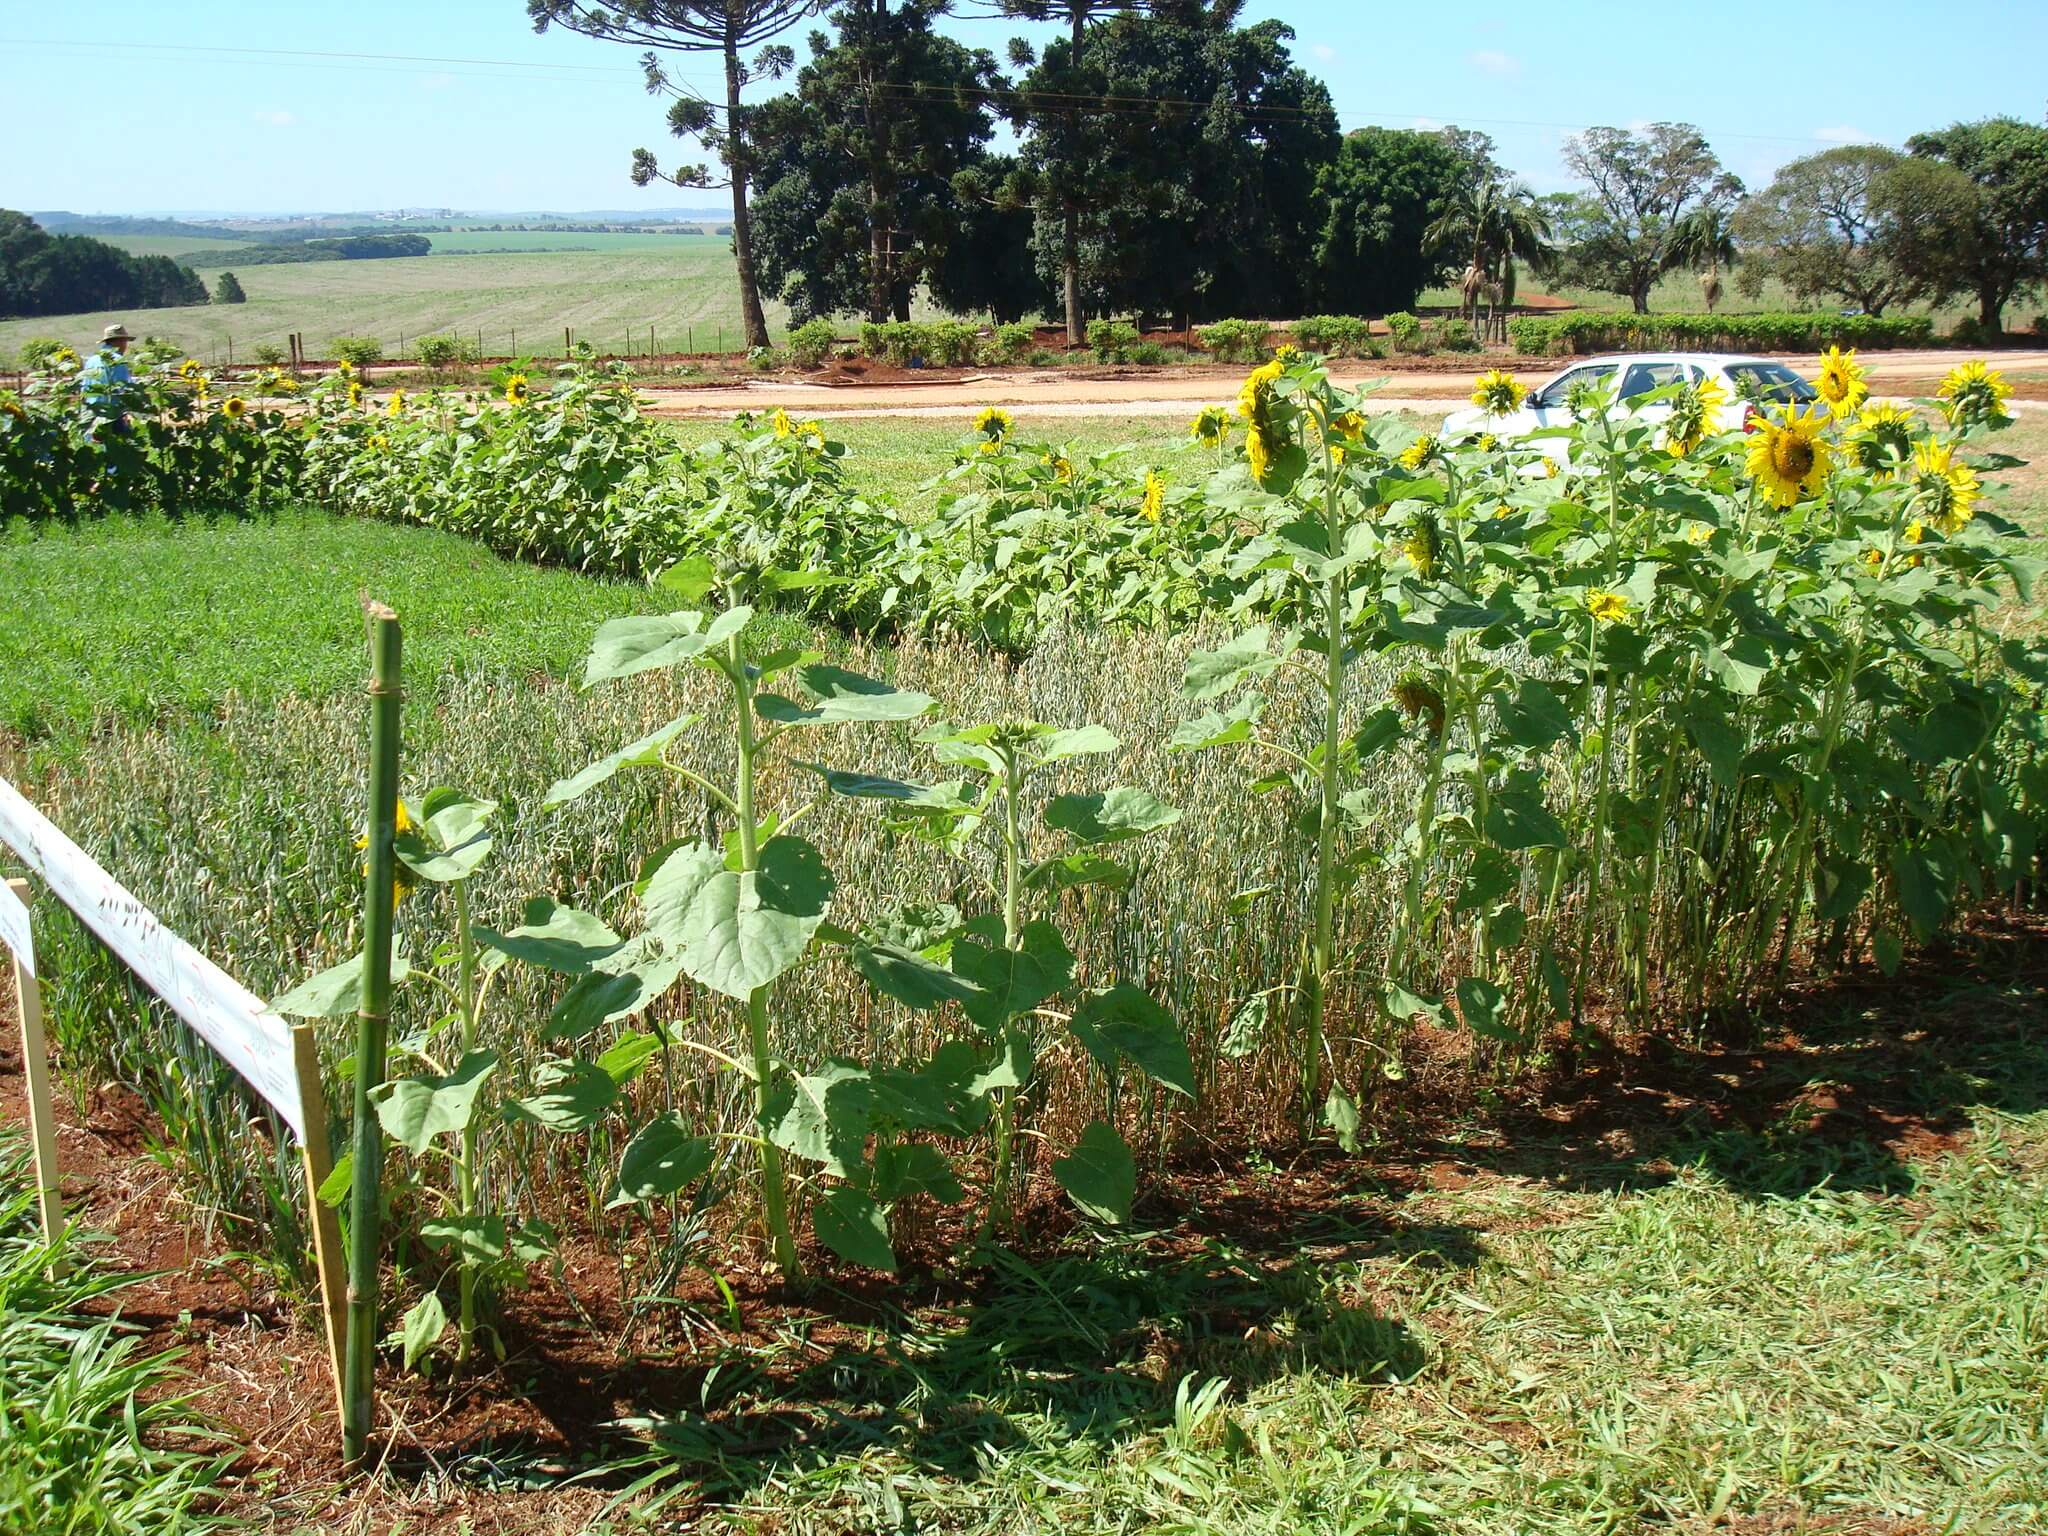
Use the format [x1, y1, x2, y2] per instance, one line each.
[533, 1, 2048, 349]
[0, 211, 209, 319]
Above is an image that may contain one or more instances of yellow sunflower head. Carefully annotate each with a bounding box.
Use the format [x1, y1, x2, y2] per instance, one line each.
[49, 346, 79, 369]
[795, 419, 826, 448]
[1274, 343, 1301, 364]
[1236, 360, 1284, 422]
[1936, 359, 2012, 429]
[346, 380, 364, 409]
[770, 406, 794, 437]
[1848, 401, 1916, 479]
[1662, 375, 1728, 457]
[1815, 346, 1868, 417]
[355, 799, 421, 907]
[974, 405, 1012, 442]
[1586, 589, 1633, 626]
[1140, 469, 1166, 522]
[1908, 439, 1980, 536]
[1245, 422, 1273, 483]
[504, 373, 530, 406]
[1744, 402, 1833, 508]
[0, 393, 25, 422]
[178, 358, 204, 381]
[386, 388, 406, 418]
[1397, 434, 1439, 472]
[1477, 432, 1497, 453]
[1543, 456, 1561, 479]
[1044, 451, 1073, 483]
[1191, 404, 1230, 444]
[335, 358, 356, 380]
[1402, 514, 1443, 577]
[1469, 368, 1526, 417]
[1330, 409, 1366, 444]
[221, 394, 247, 421]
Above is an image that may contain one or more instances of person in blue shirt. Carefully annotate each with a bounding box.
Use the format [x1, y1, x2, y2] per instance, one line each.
[79, 323, 134, 420]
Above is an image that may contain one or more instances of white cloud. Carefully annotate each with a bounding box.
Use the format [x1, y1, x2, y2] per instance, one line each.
[1814, 124, 1875, 144]
[1411, 116, 1445, 132]
[251, 110, 296, 128]
[1311, 42, 1337, 62]
[1468, 49, 1521, 77]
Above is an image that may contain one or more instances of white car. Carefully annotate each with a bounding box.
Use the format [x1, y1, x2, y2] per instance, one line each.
[1441, 352, 1820, 466]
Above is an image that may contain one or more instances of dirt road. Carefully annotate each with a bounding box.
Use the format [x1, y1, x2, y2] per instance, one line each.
[637, 348, 2048, 422]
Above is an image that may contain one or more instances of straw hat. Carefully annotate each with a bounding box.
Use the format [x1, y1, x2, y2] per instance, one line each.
[101, 323, 133, 343]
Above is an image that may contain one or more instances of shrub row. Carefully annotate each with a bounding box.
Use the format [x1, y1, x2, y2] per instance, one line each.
[1509, 311, 1938, 356]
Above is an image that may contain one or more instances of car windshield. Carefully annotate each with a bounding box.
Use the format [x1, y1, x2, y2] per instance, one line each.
[1724, 362, 1817, 405]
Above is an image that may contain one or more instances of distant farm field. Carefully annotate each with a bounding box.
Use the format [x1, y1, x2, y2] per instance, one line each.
[0, 240, 792, 362]
[99, 232, 261, 260]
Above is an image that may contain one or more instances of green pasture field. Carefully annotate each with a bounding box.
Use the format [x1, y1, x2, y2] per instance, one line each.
[424, 228, 723, 252]
[95, 232, 259, 260]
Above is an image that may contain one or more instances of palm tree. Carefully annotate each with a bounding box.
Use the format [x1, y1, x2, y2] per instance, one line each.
[1426, 178, 1554, 341]
[1667, 206, 1738, 313]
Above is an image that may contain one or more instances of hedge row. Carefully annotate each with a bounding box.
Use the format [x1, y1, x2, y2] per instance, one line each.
[1508, 311, 1938, 356]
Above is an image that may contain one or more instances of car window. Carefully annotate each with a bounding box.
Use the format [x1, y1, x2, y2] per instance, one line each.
[1619, 361, 1690, 401]
[1537, 364, 1614, 408]
[1723, 362, 1817, 405]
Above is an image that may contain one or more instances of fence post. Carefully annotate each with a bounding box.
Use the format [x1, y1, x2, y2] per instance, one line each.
[293, 1023, 347, 1423]
[343, 602, 403, 1471]
[4, 878, 63, 1278]
[564, 326, 571, 359]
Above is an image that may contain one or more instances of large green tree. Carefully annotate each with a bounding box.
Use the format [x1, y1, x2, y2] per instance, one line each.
[1052, 0, 1338, 325]
[527, 1, 823, 350]
[749, 0, 1001, 322]
[0, 210, 207, 318]
[1558, 123, 1742, 313]
[1906, 117, 2048, 333]
[1310, 127, 1474, 315]
[1732, 145, 1979, 317]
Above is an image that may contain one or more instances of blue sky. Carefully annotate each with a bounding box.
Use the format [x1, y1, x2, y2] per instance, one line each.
[5, 1, 2045, 215]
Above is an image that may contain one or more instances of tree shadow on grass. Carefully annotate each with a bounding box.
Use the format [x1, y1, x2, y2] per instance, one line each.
[1434, 913, 2048, 1202]
[392, 1199, 1472, 1509]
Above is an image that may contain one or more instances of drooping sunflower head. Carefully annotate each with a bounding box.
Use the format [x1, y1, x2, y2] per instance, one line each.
[1908, 439, 1980, 536]
[346, 380, 364, 409]
[1586, 589, 1633, 626]
[1235, 361, 1296, 487]
[1401, 513, 1443, 577]
[770, 406, 794, 438]
[178, 357, 204, 381]
[1044, 451, 1073, 483]
[795, 419, 826, 449]
[1937, 359, 2012, 429]
[1140, 469, 1166, 522]
[0, 393, 24, 422]
[1469, 368, 1526, 418]
[1662, 375, 1728, 457]
[1391, 676, 1446, 736]
[974, 405, 1012, 442]
[1847, 401, 1916, 478]
[221, 394, 248, 421]
[1815, 346, 1868, 416]
[1329, 409, 1366, 445]
[386, 388, 406, 418]
[504, 373, 531, 406]
[1397, 434, 1439, 472]
[1190, 404, 1230, 445]
[1245, 423, 1274, 482]
[1236, 360, 1284, 423]
[1744, 402, 1833, 508]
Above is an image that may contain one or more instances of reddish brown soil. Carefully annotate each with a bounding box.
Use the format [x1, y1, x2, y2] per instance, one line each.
[3, 909, 2042, 1531]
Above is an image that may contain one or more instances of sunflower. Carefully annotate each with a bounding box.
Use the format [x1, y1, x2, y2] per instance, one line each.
[974, 405, 1012, 441]
[1662, 375, 1728, 457]
[504, 373, 531, 406]
[1477, 432, 1497, 453]
[335, 358, 356, 381]
[1190, 404, 1230, 445]
[1936, 360, 2012, 429]
[1330, 408, 1366, 443]
[770, 406, 794, 437]
[1140, 470, 1166, 522]
[1684, 521, 1714, 546]
[1543, 456, 1561, 479]
[1744, 403, 1832, 508]
[221, 394, 248, 421]
[370, 432, 390, 451]
[1274, 343, 1301, 364]
[0, 394, 23, 422]
[1402, 515, 1443, 577]
[1245, 424, 1274, 482]
[1815, 346, 1868, 416]
[178, 357, 204, 380]
[1586, 590, 1632, 625]
[1236, 360, 1283, 422]
[1469, 368, 1526, 417]
[794, 419, 826, 448]
[346, 380, 364, 410]
[1907, 439, 1979, 536]
[1391, 677, 1446, 736]
[1862, 547, 1885, 573]
[1397, 435, 1439, 472]
[356, 799, 421, 909]
[1044, 451, 1074, 483]
[1847, 401, 1915, 479]
[386, 388, 406, 418]
[49, 346, 78, 368]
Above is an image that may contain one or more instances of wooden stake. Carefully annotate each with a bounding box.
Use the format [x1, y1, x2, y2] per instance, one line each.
[4, 878, 63, 1276]
[293, 1023, 347, 1423]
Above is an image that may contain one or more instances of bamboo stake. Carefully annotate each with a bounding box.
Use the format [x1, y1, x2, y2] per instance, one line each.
[5, 878, 63, 1277]
[343, 602, 402, 1469]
